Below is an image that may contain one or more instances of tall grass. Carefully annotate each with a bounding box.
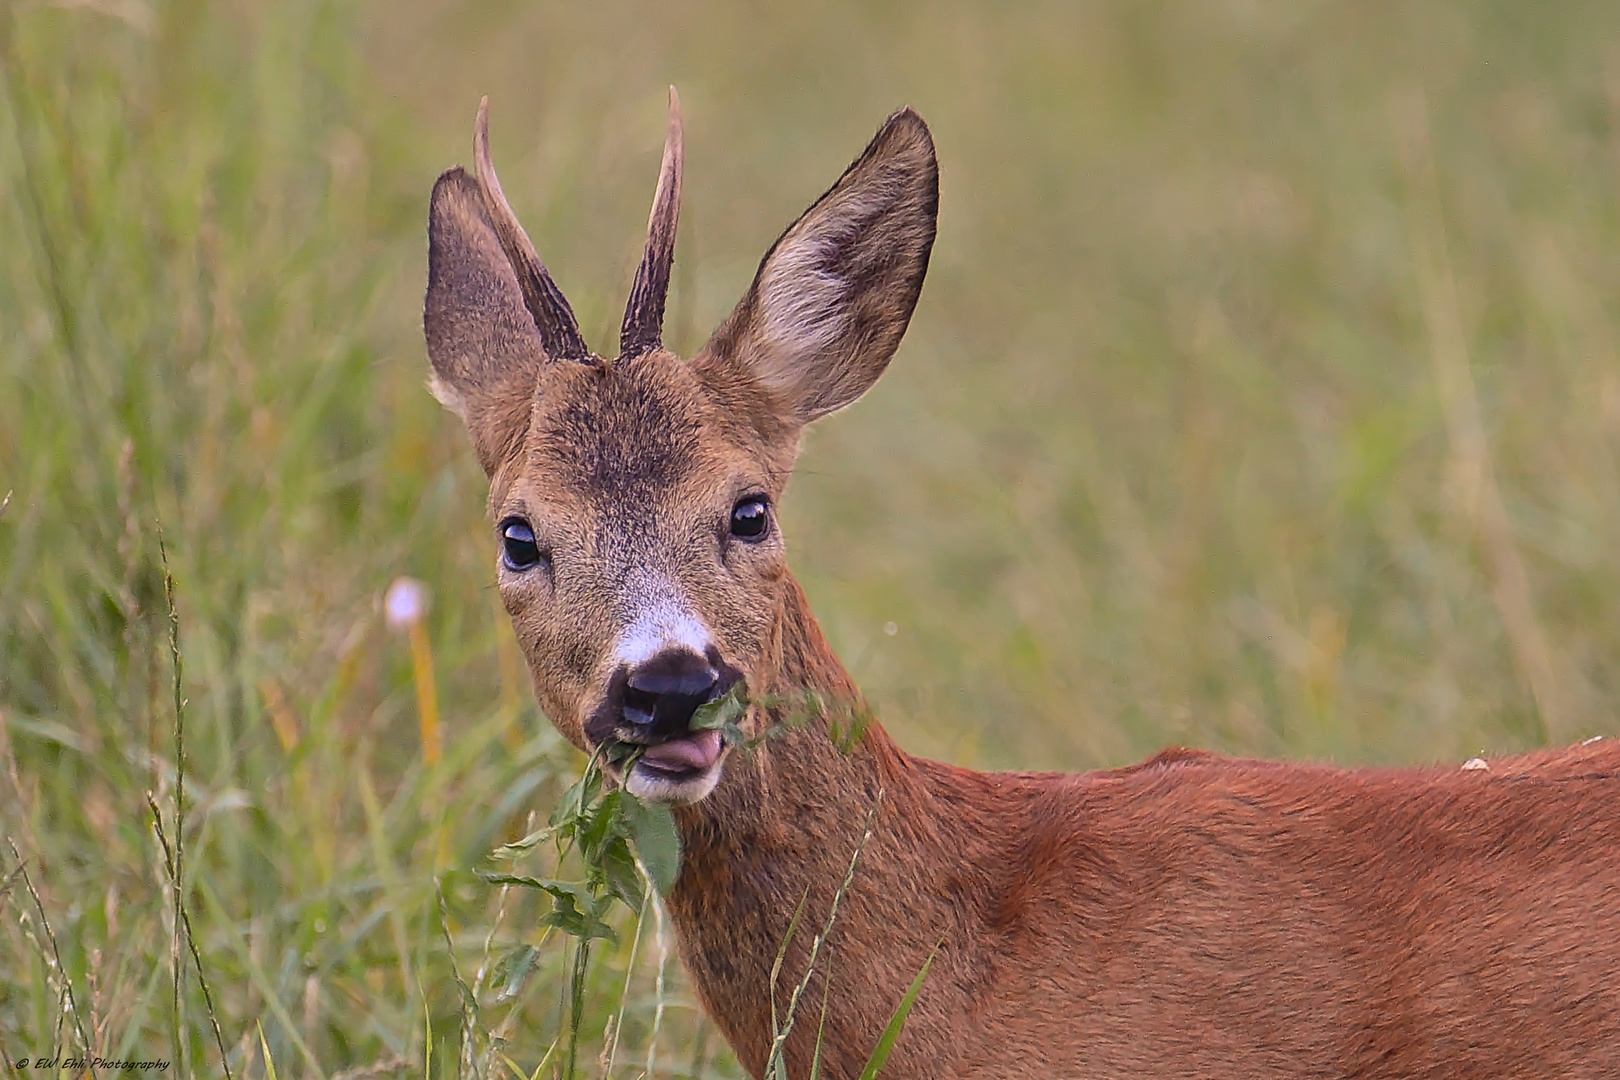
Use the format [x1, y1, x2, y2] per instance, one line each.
[0, 1, 699, 1074]
[2, 0, 1618, 1076]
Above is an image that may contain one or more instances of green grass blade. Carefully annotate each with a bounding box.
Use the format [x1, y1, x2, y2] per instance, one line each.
[564, 935, 592, 1080]
[257, 1021, 280, 1080]
[768, 791, 883, 1077]
[195, 877, 326, 1079]
[856, 941, 941, 1080]
[766, 886, 811, 1077]
[808, 942, 836, 1080]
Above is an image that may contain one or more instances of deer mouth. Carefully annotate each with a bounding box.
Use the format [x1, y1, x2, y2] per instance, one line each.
[634, 729, 723, 778]
[610, 729, 728, 804]
[582, 647, 741, 803]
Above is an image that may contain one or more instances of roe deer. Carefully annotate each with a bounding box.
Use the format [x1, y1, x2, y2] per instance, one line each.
[423, 91, 1620, 1078]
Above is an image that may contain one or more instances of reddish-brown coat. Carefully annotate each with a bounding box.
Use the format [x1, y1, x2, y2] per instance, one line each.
[424, 100, 1620, 1079]
[670, 580, 1620, 1078]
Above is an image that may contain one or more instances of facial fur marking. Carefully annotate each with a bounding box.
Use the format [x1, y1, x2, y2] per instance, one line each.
[614, 574, 714, 667]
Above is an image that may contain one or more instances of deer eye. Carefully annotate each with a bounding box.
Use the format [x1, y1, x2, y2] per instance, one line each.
[730, 497, 770, 541]
[500, 518, 544, 571]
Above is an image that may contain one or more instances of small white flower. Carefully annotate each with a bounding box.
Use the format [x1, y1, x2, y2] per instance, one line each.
[385, 577, 429, 630]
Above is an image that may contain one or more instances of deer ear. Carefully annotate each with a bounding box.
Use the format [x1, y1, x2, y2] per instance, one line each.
[424, 167, 547, 474]
[697, 109, 938, 425]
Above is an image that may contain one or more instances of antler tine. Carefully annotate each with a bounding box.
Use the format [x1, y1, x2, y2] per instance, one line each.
[474, 97, 591, 363]
[620, 86, 684, 360]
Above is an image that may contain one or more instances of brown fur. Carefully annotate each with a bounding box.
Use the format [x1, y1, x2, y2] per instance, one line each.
[424, 99, 1620, 1078]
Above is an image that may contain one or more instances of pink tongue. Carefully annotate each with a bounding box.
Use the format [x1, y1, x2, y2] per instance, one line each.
[640, 730, 722, 772]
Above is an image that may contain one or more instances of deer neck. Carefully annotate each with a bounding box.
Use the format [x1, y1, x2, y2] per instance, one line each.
[665, 572, 956, 1075]
[676, 571, 902, 847]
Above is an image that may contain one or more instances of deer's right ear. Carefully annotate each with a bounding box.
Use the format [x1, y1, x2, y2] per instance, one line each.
[696, 108, 938, 427]
[423, 168, 548, 475]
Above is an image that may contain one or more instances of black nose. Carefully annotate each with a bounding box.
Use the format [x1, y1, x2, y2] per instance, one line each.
[622, 650, 720, 733]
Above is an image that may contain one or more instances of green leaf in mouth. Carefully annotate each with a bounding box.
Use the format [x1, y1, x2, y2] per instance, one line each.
[689, 681, 749, 732]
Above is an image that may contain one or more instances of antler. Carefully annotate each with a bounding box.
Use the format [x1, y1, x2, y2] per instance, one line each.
[620, 87, 684, 360]
[474, 98, 591, 363]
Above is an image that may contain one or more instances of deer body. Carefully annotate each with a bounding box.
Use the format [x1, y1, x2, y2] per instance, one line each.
[671, 578, 1620, 1079]
[423, 93, 1620, 1078]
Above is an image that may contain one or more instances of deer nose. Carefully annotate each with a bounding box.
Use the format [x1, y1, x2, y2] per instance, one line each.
[622, 651, 720, 732]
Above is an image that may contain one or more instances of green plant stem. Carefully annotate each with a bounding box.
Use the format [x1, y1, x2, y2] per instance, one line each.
[6, 840, 93, 1066]
[766, 789, 884, 1077]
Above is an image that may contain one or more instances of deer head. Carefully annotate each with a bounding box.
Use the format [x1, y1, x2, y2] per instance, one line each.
[424, 91, 937, 804]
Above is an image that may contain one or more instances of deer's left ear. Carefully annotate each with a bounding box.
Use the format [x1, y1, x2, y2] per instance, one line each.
[426, 100, 594, 475]
[424, 167, 551, 473]
[696, 108, 938, 425]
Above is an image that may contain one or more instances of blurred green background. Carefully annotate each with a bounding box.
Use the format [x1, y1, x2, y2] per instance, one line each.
[3, 0, 1617, 1075]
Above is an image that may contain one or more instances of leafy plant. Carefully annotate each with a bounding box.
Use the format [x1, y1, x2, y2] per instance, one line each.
[479, 738, 681, 1079]
[480, 686, 905, 1079]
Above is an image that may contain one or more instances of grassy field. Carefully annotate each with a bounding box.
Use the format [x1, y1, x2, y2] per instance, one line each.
[3, 0, 1618, 1075]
